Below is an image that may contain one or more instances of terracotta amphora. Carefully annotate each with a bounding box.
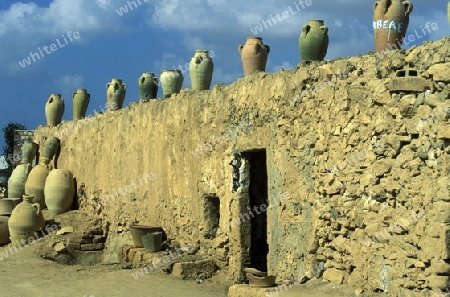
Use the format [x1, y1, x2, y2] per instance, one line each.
[44, 169, 75, 217]
[138, 73, 159, 102]
[238, 37, 270, 76]
[72, 89, 90, 120]
[160, 70, 184, 98]
[7, 164, 31, 199]
[106, 78, 127, 110]
[373, 0, 413, 52]
[299, 20, 329, 61]
[0, 216, 10, 246]
[8, 194, 41, 236]
[21, 140, 38, 165]
[45, 94, 65, 127]
[189, 50, 214, 91]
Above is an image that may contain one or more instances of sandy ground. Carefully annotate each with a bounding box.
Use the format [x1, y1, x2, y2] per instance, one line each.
[0, 240, 387, 297]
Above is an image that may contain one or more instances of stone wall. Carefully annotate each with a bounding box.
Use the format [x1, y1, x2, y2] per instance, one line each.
[34, 37, 450, 296]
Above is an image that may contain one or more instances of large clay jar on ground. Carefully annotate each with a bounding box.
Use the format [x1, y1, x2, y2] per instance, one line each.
[138, 73, 159, 102]
[299, 20, 329, 61]
[72, 89, 90, 120]
[189, 50, 214, 91]
[373, 0, 413, 52]
[238, 37, 270, 76]
[8, 194, 41, 236]
[106, 78, 127, 110]
[45, 94, 65, 127]
[0, 216, 10, 246]
[160, 70, 184, 98]
[7, 164, 31, 199]
[44, 169, 74, 217]
[25, 160, 53, 209]
[21, 140, 38, 165]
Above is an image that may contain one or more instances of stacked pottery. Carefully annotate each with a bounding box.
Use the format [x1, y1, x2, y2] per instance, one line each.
[138, 73, 159, 102]
[238, 37, 270, 76]
[106, 78, 127, 110]
[373, 0, 413, 52]
[0, 198, 20, 246]
[21, 140, 38, 165]
[7, 163, 31, 200]
[8, 194, 41, 246]
[299, 20, 329, 61]
[72, 89, 90, 120]
[160, 70, 184, 98]
[189, 50, 214, 91]
[45, 94, 65, 127]
[44, 169, 75, 217]
[43, 136, 60, 164]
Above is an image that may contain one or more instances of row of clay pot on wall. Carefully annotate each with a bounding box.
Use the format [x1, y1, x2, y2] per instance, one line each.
[0, 137, 74, 246]
[44, 0, 448, 127]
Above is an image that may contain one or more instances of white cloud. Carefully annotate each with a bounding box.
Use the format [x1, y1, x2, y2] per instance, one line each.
[53, 74, 85, 94]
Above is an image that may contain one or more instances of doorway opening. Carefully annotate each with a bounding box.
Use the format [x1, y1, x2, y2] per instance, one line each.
[241, 149, 268, 272]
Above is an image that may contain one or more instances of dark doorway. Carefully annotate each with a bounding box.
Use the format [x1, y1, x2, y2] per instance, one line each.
[242, 150, 268, 272]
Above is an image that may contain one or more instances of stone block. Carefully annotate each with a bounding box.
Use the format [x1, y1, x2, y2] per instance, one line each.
[80, 243, 105, 251]
[171, 259, 217, 280]
[323, 268, 345, 284]
[438, 126, 450, 139]
[427, 275, 449, 290]
[65, 243, 81, 250]
[427, 63, 450, 82]
[93, 235, 106, 243]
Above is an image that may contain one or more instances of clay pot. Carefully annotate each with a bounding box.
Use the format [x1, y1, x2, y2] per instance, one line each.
[160, 70, 184, 98]
[299, 20, 329, 61]
[7, 164, 31, 199]
[72, 89, 90, 120]
[238, 37, 270, 76]
[129, 225, 163, 247]
[373, 0, 413, 52]
[44, 169, 74, 217]
[106, 78, 127, 110]
[141, 232, 163, 252]
[246, 273, 276, 287]
[25, 163, 52, 208]
[189, 50, 214, 91]
[0, 216, 10, 246]
[0, 198, 21, 216]
[8, 194, 41, 236]
[21, 140, 38, 165]
[45, 94, 65, 127]
[42, 136, 60, 162]
[138, 73, 159, 102]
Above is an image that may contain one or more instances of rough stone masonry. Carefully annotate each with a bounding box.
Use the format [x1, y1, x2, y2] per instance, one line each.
[34, 37, 450, 296]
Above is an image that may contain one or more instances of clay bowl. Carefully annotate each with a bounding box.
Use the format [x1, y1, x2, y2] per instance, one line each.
[129, 225, 163, 248]
[0, 198, 21, 215]
[243, 267, 267, 277]
[246, 272, 277, 287]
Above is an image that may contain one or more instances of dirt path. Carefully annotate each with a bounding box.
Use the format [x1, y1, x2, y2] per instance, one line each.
[0, 243, 387, 297]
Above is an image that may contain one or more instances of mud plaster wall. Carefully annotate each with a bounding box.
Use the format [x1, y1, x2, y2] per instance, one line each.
[34, 37, 450, 296]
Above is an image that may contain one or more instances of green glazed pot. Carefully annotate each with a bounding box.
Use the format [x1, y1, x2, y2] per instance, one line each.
[44, 169, 74, 217]
[189, 50, 214, 91]
[373, 0, 413, 52]
[299, 20, 329, 61]
[160, 70, 184, 98]
[138, 73, 159, 102]
[72, 89, 90, 120]
[106, 78, 127, 110]
[238, 37, 270, 76]
[21, 140, 38, 165]
[45, 94, 65, 127]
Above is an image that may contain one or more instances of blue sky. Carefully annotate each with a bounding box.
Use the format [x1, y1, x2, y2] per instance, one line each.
[0, 0, 448, 151]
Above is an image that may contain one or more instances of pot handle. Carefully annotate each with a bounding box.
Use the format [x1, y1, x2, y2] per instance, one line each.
[106, 82, 110, 90]
[122, 83, 127, 91]
[403, 1, 413, 15]
[266, 45, 270, 54]
[320, 25, 328, 34]
[301, 24, 310, 38]
[373, 1, 378, 11]
[72, 92, 76, 99]
[32, 203, 41, 215]
[238, 45, 244, 55]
